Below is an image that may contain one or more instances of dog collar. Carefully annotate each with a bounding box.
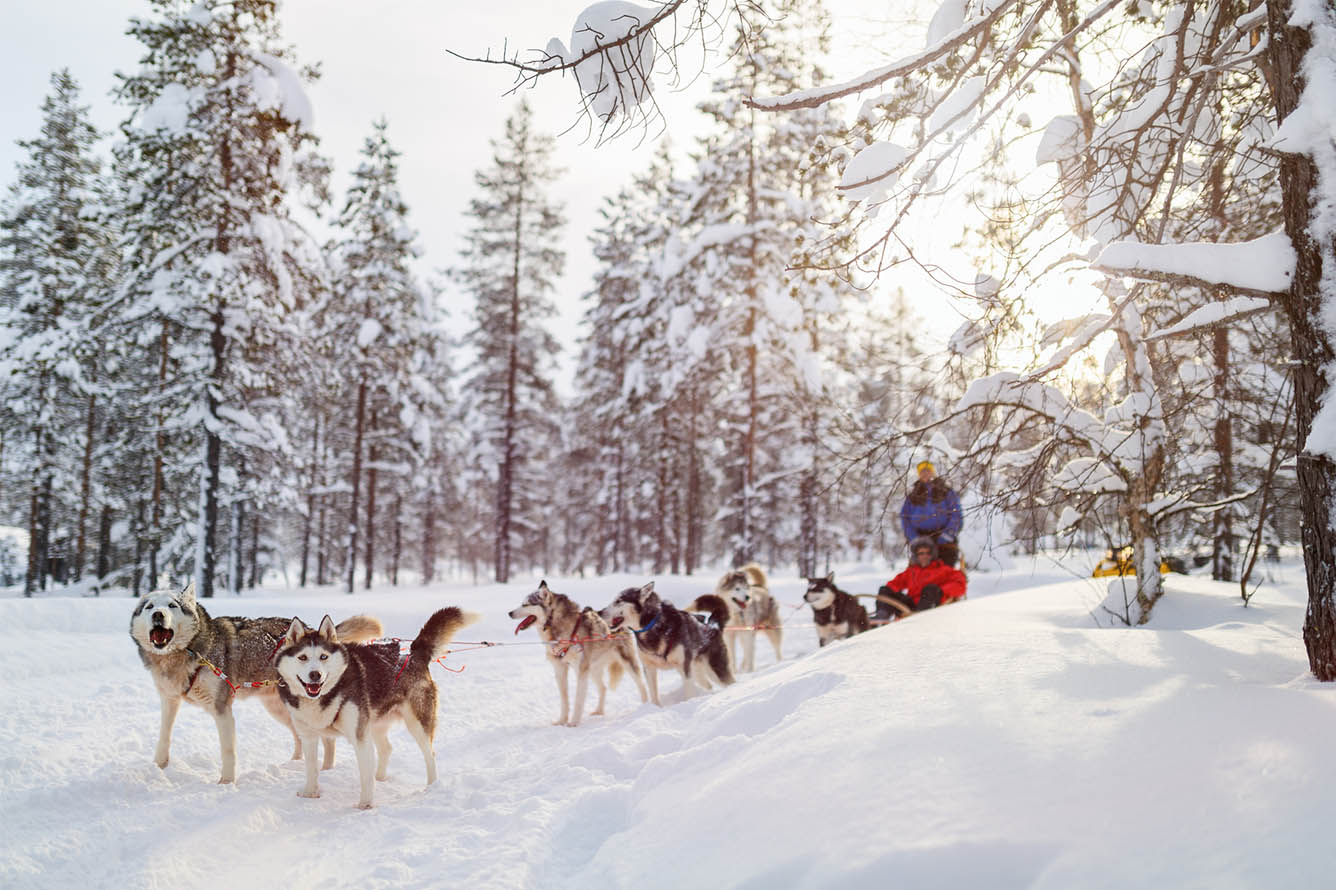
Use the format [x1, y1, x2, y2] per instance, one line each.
[631, 615, 658, 635]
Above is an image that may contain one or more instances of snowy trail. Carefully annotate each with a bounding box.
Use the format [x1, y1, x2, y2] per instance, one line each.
[3, 564, 1336, 889]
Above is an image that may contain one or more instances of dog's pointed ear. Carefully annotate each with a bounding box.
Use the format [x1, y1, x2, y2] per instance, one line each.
[538, 579, 550, 592]
[284, 617, 307, 645]
[180, 580, 196, 608]
[640, 581, 659, 608]
[317, 615, 337, 641]
[825, 572, 835, 583]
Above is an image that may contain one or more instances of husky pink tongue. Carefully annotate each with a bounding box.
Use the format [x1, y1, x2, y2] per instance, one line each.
[515, 615, 536, 634]
[303, 681, 322, 697]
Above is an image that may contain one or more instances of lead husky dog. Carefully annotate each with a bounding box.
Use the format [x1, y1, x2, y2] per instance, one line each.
[803, 573, 870, 646]
[129, 579, 382, 783]
[509, 581, 648, 727]
[600, 582, 734, 705]
[714, 563, 782, 672]
[275, 607, 478, 809]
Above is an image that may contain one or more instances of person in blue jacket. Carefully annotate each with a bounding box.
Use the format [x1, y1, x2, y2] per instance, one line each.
[900, 460, 963, 567]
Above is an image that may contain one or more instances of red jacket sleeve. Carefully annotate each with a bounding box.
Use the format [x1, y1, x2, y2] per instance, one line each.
[933, 564, 967, 601]
[887, 567, 913, 592]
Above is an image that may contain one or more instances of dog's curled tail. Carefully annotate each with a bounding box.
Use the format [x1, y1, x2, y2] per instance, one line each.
[687, 594, 733, 630]
[335, 614, 384, 644]
[742, 562, 767, 590]
[410, 608, 482, 662]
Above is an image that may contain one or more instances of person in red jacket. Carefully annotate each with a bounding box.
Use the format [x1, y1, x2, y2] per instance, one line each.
[872, 536, 967, 622]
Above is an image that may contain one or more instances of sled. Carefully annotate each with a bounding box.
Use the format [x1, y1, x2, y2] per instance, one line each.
[1091, 546, 1172, 578]
[858, 590, 966, 626]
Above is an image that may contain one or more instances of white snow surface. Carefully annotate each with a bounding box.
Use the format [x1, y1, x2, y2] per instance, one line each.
[1096, 231, 1297, 294]
[3, 561, 1334, 889]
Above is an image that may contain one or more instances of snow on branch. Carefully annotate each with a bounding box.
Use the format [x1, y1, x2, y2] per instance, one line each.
[1094, 231, 1296, 298]
[747, 0, 1021, 112]
[1145, 296, 1272, 341]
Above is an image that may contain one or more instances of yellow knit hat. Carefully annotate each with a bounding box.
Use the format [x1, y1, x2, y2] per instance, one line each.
[916, 460, 936, 475]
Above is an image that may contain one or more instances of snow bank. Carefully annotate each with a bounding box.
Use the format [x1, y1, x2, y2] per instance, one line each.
[2, 565, 1333, 889]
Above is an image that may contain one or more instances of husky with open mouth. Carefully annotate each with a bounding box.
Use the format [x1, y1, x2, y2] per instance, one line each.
[509, 580, 647, 726]
[600, 582, 734, 705]
[274, 607, 479, 809]
[128, 579, 382, 784]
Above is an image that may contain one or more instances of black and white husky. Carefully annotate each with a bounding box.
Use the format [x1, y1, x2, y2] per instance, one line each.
[128, 578, 382, 783]
[600, 582, 734, 705]
[714, 563, 783, 672]
[509, 580, 648, 726]
[274, 607, 479, 809]
[803, 574, 870, 646]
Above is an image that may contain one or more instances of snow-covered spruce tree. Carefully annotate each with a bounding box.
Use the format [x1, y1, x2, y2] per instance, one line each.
[112, 0, 326, 596]
[682, 0, 856, 568]
[570, 184, 647, 573]
[324, 119, 431, 592]
[454, 99, 565, 583]
[0, 70, 112, 595]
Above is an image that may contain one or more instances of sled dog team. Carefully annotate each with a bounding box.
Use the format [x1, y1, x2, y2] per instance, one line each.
[129, 564, 868, 808]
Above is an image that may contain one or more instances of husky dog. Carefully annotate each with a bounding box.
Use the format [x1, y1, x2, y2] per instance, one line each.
[714, 563, 783, 672]
[600, 582, 734, 705]
[803, 574, 870, 647]
[128, 579, 382, 784]
[275, 607, 479, 809]
[509, 581, 648, 727]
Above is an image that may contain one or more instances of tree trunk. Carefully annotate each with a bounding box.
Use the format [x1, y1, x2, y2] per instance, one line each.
[497, 190, 523, 585]
[1267, 0, 1336, 679]
[248, 508, 260, 589]
[74, 393, 96, 582]
[363, 423, 378, 591]
[150, 319, 169, 583]
[95, 503, 112, 591]
[391, 494, 402, 586]
[299, 416, 318, 587]
[1212, 324, 1236, 581]
[421, 488, 436, 584]
[346, 379, 367, 593]
[24, 430, 42, 597]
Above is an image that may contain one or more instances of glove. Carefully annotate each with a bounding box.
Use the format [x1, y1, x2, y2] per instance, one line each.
[877, 585, 892, 598]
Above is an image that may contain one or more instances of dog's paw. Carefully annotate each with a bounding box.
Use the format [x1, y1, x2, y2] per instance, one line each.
[355, 801, 374, 810]
[297, 789, 321, 799]
[154, 756, 169, 769]
[218, 775, 235, 785]
[552, 717, 568, 726]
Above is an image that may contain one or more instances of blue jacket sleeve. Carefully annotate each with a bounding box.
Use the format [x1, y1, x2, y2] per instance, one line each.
[900, 496, 913, 540]
[942, 490, 963, 539]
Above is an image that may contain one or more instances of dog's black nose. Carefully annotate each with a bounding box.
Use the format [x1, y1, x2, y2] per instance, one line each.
[309, 671, 322, 682]
[152, 611, 165, 625]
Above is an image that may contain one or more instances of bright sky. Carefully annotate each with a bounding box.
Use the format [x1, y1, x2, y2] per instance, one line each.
[1, 0, 1006, 382]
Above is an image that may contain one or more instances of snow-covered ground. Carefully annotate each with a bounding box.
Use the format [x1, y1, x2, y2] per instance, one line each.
[2, 557, 1333, 889]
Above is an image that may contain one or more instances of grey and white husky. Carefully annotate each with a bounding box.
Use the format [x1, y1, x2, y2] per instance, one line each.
[803, 573, 870, 646]
[274, 607, 479, 809]
[509, 580, 648, 727]
[714, 563, 783, 672]
[600, 582, 734, 705]
[128, 579, 382, 783]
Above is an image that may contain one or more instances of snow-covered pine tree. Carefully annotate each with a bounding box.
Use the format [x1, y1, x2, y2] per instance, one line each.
[112, 0, 326, 596]
[454, 99, 565, 583]
[324, 119, 430, 592]
[684, 0, 854, 567]
[0, 70, 110, 595]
